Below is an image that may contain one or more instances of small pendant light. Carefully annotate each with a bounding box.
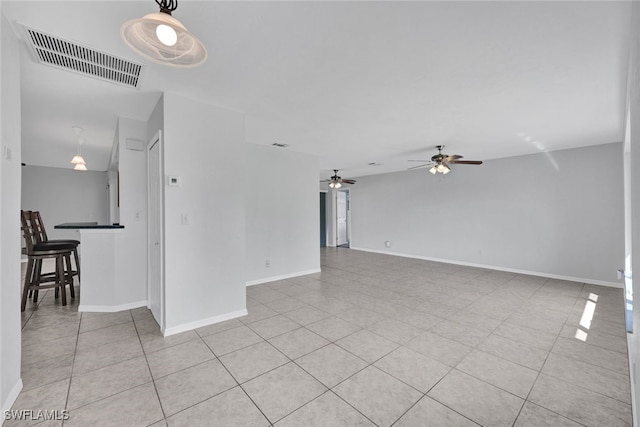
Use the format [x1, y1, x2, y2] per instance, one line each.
[70, 127, 87, 171]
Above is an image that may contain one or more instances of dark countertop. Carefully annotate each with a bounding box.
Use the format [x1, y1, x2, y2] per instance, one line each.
[54, 222, 125, 229]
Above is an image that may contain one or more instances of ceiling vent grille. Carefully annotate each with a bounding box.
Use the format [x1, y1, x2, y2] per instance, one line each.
[22, 25, 143, 88]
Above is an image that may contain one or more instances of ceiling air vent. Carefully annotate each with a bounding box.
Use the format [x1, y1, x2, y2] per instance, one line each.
[22, 25, 143, 89]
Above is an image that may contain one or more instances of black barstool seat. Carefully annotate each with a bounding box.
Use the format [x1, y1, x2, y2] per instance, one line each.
[33, 241, 77, 252]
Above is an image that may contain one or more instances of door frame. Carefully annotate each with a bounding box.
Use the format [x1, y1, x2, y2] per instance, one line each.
[147, 130, 165, 332]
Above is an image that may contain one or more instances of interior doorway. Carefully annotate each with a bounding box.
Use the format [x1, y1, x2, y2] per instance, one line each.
[320, 192, 327, 247]
[336, 189, 350, 247]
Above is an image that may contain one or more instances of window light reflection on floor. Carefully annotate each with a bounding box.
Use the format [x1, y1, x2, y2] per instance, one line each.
[575, 293, 598, 342]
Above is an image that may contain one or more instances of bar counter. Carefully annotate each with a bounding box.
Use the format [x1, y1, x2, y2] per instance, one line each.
[53, 223, 144, 313]
[54, 222, 124, 230]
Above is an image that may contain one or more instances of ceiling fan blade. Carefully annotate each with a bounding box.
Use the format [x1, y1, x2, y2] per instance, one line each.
[449, 160, 483, 165]
[408, 164, 429, 170]
[342, 179, 356, 184]
[444, 155, 463, 161]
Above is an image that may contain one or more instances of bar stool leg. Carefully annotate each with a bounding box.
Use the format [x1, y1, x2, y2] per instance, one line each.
[21, 257, 34, 312]
[33, 259, 42, 303]
[65, 253, 75, 298]
[56, 255, 66, 306]
[54, 258, 59, 299]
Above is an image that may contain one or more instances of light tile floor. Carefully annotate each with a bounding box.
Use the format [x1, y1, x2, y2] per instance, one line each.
[13, 248, 632, 426]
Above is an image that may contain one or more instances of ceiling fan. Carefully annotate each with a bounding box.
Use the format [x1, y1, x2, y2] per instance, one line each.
[408, 145, 483, 175]
[322, 170, 356, 188]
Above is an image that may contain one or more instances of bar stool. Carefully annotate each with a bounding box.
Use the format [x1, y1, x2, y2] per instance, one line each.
[20, 211, 76, 311]
[30, 210, 80, 282]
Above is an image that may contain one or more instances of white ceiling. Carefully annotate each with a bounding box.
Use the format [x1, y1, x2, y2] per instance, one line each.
[2, 1, 632, 179]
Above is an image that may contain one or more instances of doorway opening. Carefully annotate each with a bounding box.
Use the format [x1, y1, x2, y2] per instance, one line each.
[336, 189, 350, 248]
[320, 192, 327, 248]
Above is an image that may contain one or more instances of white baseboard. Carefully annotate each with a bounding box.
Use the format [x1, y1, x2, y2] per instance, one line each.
[163, 308, 248, 337]
[246, 268, 322, 287]
[1, 378, 23, 426]
[350, 247, 623, 289]
[78, 300, 148, 313]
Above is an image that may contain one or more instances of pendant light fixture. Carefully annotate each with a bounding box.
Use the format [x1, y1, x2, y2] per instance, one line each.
[121, 0, 207, 68]
[70, 126, 87, 171]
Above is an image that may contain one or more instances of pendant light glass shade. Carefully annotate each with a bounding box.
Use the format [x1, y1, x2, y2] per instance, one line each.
[70, 154, 86, 165]
[121, 11, 207, 68]
[70, 128, 87, 170]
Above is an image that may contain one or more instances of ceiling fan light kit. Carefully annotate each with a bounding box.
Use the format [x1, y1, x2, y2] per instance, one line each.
[324, 169, 356, 188]
[411, 145, 482, 176]
[121, 0, 207, 68]
[430, 163, 451, 175]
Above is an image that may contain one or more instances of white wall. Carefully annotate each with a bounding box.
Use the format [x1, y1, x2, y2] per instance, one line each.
[107, 170, 119, 224]
[0, 11, 23, 421]
[162, 92, 246, 334]
[245, 143, 320, 284]
[351, 143, 624, 286]
[626, 1, 640, 423]
[21, 166, 108, 240]
[112, 117, 148, 308]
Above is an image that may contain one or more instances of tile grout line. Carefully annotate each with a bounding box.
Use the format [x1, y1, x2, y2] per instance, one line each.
[508, 281, 587, 427]
[61, 283, 81, 427]
[131, 310, 169, 426]
[199, 330, 276, 426]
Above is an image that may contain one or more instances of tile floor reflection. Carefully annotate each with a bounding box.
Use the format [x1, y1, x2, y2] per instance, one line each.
[13, 248, 632, 426]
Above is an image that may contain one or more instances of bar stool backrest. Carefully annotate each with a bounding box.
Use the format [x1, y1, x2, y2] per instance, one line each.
[31, 211, 48, 243]
[20, 210, 37, 255]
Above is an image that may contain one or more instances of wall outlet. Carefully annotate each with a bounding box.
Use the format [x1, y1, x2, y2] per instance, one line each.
[265, 259, 271, 268]
[135, 210, 142, 221]
[384, 241, 391, 248]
